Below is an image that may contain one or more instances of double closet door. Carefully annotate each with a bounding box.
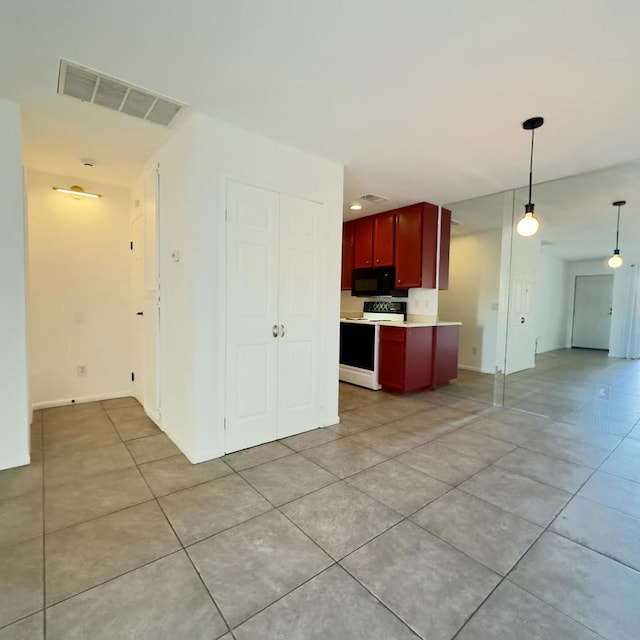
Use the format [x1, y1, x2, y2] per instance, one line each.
[226, 180, 325, 453]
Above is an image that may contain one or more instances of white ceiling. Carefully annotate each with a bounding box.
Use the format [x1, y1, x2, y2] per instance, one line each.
[2, 1, 640, 223]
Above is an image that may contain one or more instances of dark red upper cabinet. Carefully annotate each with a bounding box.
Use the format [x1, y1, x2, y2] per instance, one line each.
[345, 201, 449, 291]
[438, 208, 452, 290]
[394, 203, 438, 289]
[353, 217, 374, 268]
[341, 221, 355, 290]
[372, 211, 395, 266]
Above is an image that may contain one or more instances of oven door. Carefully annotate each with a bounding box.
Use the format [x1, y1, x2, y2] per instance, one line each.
[339, 322, 382, 390]
[340, 322, 376, 370]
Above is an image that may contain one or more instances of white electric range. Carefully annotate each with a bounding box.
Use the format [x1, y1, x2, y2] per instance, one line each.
[339, 301, 407, 390]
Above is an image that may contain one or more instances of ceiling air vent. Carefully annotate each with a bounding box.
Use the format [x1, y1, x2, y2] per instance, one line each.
[451, 218, 462, 226]
[359, 193, 390, 204]
[58, 60, 185, 127]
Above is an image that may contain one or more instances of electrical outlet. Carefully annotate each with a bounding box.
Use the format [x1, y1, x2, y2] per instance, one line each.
[77, 365, 87, 377]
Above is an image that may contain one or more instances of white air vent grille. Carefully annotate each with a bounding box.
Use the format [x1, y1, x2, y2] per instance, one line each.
[359, 193, 390, 203]
[58, 60, 185, 127]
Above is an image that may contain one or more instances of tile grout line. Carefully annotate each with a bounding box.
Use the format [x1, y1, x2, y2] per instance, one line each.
[103, 402, 234, 639]
[35, 401, 227, 635]
[450, 406, 635, 640]
[29, 383, 640, 638]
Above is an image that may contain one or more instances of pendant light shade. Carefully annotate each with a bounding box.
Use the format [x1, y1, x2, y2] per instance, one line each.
[607, 200, 625, 268]
[517, 116, 544, 237]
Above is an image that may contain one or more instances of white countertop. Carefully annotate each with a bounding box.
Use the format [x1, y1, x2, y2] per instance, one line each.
[340, 319, 461, 327]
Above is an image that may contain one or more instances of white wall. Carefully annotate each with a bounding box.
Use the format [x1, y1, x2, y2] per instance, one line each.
[534, 253, 569, 353]
[27, 170, 133, 407]
[154, 111, 343, 462]
[439, 230, 501, 373]
[0, 99, 29, 470]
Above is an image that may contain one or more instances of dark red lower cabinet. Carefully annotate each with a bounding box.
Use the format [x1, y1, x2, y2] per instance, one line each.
[379, 325, 459, 394]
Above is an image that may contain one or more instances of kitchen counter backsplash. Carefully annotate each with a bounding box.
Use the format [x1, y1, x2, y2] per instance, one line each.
[340, 287, 439, 318]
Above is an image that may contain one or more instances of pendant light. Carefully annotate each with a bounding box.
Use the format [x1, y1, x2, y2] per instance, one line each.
[517, 116, 544, 237]
[607, 200, 625, 268]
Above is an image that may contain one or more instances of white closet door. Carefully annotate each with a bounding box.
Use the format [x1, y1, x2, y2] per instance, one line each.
[277, 194, 324, 438]
[226, 181, 280, 453]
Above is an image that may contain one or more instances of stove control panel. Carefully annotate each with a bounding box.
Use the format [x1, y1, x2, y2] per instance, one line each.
[363, 301, 407, 316]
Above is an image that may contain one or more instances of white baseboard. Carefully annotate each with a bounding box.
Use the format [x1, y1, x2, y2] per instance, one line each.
[458, 364, 483, 373]
[32, 390, 134, 411]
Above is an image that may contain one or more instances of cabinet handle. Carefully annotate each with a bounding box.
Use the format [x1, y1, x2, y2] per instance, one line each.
[272, 325, 279, 338]
[280, 324, 285, 337]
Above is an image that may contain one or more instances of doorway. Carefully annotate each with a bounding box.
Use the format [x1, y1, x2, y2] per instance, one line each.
[572, 274, 613, 350]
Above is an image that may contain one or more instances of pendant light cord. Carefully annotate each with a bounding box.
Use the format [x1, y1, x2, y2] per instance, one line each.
[528, 128, 535, 205]
[615, 204, 621, 251]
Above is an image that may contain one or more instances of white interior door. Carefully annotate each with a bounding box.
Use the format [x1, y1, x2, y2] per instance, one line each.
[226, 181, 280, 453]
[572, 274, 613, 349]
[505, 233, 540, 374]
[142, 167, 160, 423]
[277, 195, 324, 438]
[131, 214, 144, 402]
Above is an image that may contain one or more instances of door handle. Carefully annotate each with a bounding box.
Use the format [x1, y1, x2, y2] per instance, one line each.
[136, 311, 144, 316]
[280, 324, 285, 337]
[520, 317, 525, 324]
[272, 325, 279, 338]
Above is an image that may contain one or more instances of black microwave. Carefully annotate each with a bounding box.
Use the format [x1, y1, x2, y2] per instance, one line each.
[351, 266, 408, 297]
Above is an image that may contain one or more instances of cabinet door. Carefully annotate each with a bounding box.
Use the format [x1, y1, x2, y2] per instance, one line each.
[278, 195, 324, 438]
[373, 211, 394, 266]
[438, 208, 452, 290]
[379, 326, 406, 391]
[405, 327, 433, 391]
[394, 205, 423, 288]
[432, 325, 459, 387]
[353, 217, 374, 268]
[341, 221, 355, 290]
[225, 180, 280, 453]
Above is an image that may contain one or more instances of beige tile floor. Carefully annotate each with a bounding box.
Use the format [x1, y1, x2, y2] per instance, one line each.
[1, 348, 640, 639]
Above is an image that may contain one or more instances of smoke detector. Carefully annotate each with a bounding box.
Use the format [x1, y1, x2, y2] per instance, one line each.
[58, 60, 185, 127]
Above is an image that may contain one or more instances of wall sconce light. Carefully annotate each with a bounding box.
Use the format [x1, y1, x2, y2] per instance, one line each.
[516, 116, 544, 237]
[607, 200, 625, 268]
[53, 185, 102, 199]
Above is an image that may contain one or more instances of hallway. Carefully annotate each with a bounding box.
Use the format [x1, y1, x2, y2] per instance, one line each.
[1, 353, 640, 638]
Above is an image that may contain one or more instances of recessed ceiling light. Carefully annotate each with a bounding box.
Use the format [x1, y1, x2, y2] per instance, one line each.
[349, 203, 362, 211]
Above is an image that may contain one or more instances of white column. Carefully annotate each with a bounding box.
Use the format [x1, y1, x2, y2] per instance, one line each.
[0, 98, 29, 470]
